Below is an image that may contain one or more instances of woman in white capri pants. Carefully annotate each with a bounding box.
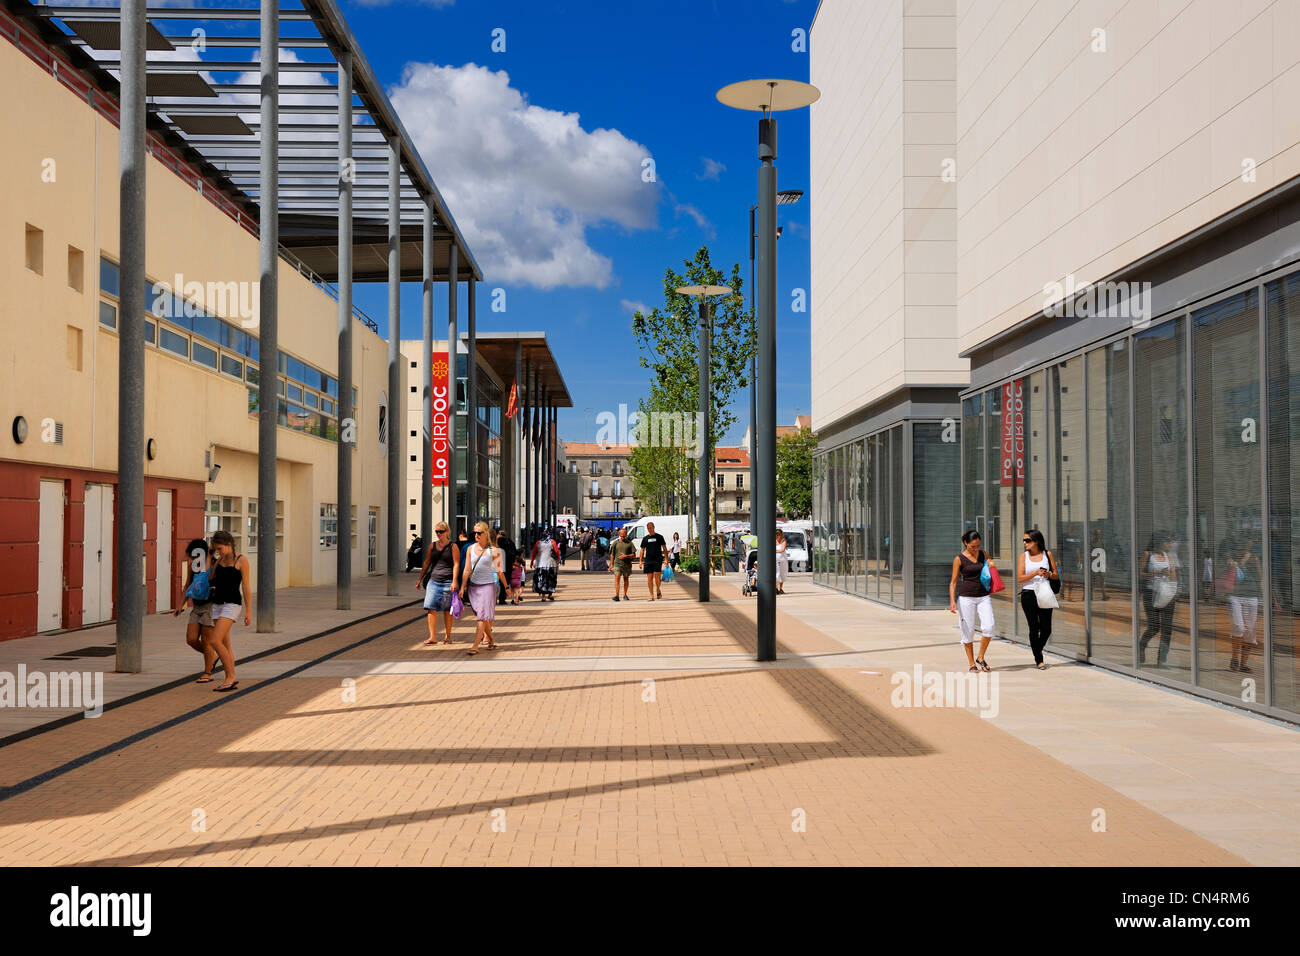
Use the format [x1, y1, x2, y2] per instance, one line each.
[949, 529, 994, 673]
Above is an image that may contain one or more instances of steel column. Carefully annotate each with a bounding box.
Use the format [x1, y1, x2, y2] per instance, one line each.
[446, 243, 459, 534]
[523, 359, 532, 542]
[421, 197, 434, 549]
[748, 204, 756, 525]
[698, 299, 711, 602]
[115, 0, 147, 672]
[514, 342, 523, 537]
[467, 278, 478, 525]
[756, 120, 778, 660]
[255, 0, 279, 633]
[335, 50, 353, 610]
[385, 135, 401, 595]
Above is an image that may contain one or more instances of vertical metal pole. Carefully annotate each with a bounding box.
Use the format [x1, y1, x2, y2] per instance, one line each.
[550, 404, 557, 526]
[748, 204, 756, 525]
[256, 0, 279, 632]
[756, 116, 778, 660]
[115, 0, 146, 672]
[523, 359, 532, 542]
[514, 342, 523, 536]
[446, 243, 459, 534]
[698, 298, 711, 602]
[1258, 287, 1273, 707]
[542, 390, 550, 530]
[467, 278, 478, 525]
[421, 198, 434, 549]
[385, 136, 401, 596]
[335, 51, 353, 610]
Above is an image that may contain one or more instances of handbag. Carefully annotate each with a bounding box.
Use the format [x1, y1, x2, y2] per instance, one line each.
[1032, 575, 1060, 609]
[453, 546, 489, 618]
[1153, 576, 1178, 609]
[1046, 552, 1062, 594]
[979, 552, 1005, 594]
[185, 568, 212, 602]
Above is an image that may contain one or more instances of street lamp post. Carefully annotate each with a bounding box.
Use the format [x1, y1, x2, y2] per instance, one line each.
[718, 78, 819, 661]
[676, 284, 731, 602]
[748, 190, 802, 526]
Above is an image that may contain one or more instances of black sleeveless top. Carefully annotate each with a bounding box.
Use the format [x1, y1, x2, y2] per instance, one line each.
[211, 557, 244, 605]
[957, 551, 987, 598]
[427, 542, 455, 583]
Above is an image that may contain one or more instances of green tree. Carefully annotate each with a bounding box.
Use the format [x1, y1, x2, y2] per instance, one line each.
[776, 427, 816, 519]
[630, 246, 755, 532]
[626, 388, 693, 514]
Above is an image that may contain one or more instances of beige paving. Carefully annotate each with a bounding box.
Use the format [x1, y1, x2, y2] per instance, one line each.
[0, 565, 1251, 866]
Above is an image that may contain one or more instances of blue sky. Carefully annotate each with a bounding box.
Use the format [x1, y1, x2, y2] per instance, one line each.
[341, 0, 819, 446]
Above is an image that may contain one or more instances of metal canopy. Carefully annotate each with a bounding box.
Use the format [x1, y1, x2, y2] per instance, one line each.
[25, 0, 482, 283]
[465, 332, 573, 409]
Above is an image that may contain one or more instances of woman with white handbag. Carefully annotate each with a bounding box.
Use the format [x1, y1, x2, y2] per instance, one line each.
[1017, 529, 1059, 670]
[1139, 532, 1179, 669]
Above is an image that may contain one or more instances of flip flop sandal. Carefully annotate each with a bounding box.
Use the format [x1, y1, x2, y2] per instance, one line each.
[968, 665, 980, 673]
[214, 681, 239, 692]
[195, 673, 213, 684]
[977, 660, 992, 672]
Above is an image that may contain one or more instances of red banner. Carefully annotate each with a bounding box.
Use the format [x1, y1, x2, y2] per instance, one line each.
[506, 378, 518, 419]
[1001, 379, 1024, 487]
[431, 351, 450, 486]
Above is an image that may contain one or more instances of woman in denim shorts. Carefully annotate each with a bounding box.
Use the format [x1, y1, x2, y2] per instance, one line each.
[176, 537, 218, 683]
[417, 521, 460, 645]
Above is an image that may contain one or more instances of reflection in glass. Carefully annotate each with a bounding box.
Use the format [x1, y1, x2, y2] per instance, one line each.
[1267, 271, 1300, 713]
[890, 425, 906, 605]
[914, 421, 961, 607]
[1048, 359, 1087, 658]
[1135, 318, 1190, 679]
[1193, 289, 1262, 694]
[1086, 342, 1133, 667]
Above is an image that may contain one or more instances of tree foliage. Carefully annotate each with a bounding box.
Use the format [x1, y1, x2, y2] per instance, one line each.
[776, 427, 816, 519]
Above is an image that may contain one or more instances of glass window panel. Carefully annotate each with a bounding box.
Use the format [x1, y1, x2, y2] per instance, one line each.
[1045, 359, 1088, 658]
[246, 364, 259, 385]
[191, 341, 218, 369]
[866, 434, 878, 598]
[890, 425, 906, 606]
[1193, 289, 1262, 695]
[99, 258, 120, 298]
[220, 354, 242, 378]
[962, 394, 984, 538]
[986, 385, 1012, 635]
[99, 300, 117, 329]
[914, 421, 961, 607]
[144, 319, 155, 344]
[304, 391, 318, 410]
[1267, 270, 1300, 715]
[159, 326, 188, 357]
[877, 433, 891, 602]
[1087, 341, 1134, 668]
[287, 384, 303, 404]
[1134, 317, 1191, 679]
[286, 356, 308, 383]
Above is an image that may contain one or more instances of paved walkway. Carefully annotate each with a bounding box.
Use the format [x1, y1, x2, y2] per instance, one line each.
[0, 563, 1288, 865]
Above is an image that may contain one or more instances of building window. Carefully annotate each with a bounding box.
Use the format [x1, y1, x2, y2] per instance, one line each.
[613, 480, 622, 497]
[99, 300, 117, 330]
[248, 498, 284, 553]
[737, 474, 744, 489]
[717, 474, 725, 489]
[204, 496, 242, 551]
[319, 503, 339, 550]
[591, 479, 599, 497]
[736, 495, 744, 509]
[590, 461, 598, 475]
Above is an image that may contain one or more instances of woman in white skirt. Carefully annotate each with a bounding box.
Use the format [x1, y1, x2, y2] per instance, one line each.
[948, 529, 994, 672]
[775, 529, 789, 595]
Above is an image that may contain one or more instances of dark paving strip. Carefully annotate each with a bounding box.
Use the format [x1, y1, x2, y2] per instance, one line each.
[0, 600, 421, 753]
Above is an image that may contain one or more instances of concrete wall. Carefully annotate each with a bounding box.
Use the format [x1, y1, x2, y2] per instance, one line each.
[955, 0, 1300, 353]
[810, 0, 966, 433]
[0, 31, 400, 636]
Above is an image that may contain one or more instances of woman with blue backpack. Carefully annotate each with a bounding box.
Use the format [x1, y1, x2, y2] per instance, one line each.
[948, 529, 1001, 673]
[175, 537, 218, 683]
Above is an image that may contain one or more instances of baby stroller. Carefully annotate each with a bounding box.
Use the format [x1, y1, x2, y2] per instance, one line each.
[741, 548, 759, 596]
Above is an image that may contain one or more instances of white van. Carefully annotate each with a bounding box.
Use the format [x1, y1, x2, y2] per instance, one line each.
[624, 515, 692, 549]
[780, 525, 811, 572]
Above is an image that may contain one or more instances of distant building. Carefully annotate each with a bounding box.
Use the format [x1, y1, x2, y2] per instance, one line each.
[562, 442, 639, 520]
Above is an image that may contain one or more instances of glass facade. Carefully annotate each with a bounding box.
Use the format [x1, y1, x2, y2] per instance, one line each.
[813, 421, 957, 608]
[959, 264, 1300, 720]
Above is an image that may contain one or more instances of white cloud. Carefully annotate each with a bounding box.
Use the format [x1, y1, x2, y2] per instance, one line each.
[620, 299, 650, 315]
[697, 157, 726, 181]
[390, 62, 659, 289]
[673, 201, 714, 239]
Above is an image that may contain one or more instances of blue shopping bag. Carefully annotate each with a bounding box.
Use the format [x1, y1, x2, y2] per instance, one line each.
[662, 564, 674, 583]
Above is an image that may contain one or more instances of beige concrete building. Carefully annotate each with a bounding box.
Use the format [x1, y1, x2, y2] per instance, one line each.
[0, 15, 399, 638]
[563, 442, 639, 521]
[812, 0, 1300, 721]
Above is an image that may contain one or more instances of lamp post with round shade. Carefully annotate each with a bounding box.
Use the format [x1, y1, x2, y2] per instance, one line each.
[676, 283, 731, 602]
[718, 78, 820, 661]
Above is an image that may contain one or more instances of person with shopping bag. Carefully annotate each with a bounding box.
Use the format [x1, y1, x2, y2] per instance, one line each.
[1017, 529, 1060, 670]
[948, 530, 1000, 673]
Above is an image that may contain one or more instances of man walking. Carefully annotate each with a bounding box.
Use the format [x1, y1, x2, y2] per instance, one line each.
[639, 521, 668, 601]
[494, 526, 516, 605]
[556, 527, 568, 566]
[579, 526, 595, 570]
[610, 526, 637, 601]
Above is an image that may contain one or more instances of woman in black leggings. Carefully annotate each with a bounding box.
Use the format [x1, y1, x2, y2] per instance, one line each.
[1138, 533, 1177, 668]
[1017, 529, 1058, 670]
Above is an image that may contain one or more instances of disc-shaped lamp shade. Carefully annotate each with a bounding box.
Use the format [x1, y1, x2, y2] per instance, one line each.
[676, 285, 733, 296]
[778, 189, 805, 205]
[716, 79, 821, 113]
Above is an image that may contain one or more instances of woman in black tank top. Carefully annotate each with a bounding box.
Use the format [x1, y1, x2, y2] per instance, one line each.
[206, 530, 251, 692]
[949, 529, 995, 673]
